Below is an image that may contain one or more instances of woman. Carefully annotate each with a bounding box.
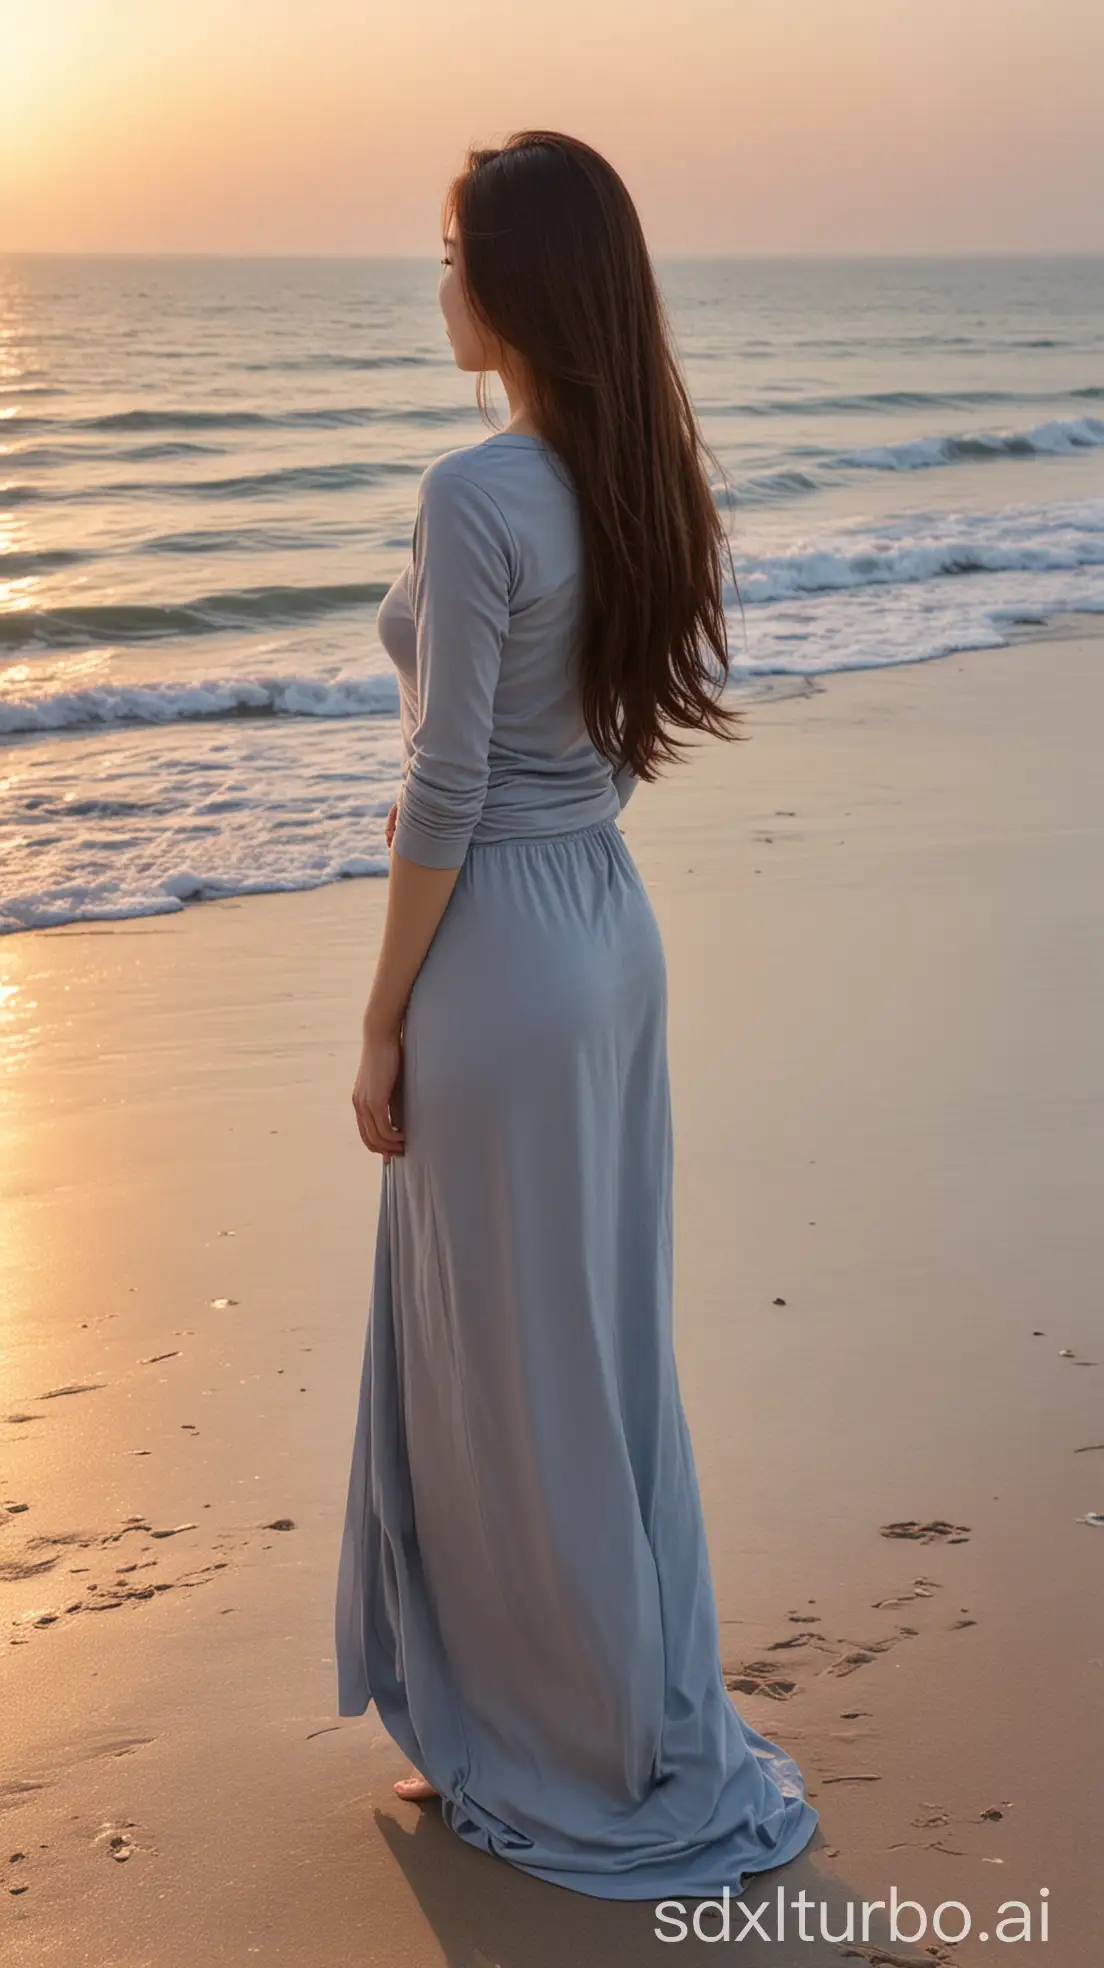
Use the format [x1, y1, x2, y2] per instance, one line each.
[335, 130, 818, 1901]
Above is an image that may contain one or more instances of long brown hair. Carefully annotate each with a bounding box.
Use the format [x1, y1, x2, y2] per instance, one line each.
[444, 131, 747, 782]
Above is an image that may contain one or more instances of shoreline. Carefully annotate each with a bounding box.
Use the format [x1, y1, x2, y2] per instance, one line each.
[3, 617, 1102, 1962]
[5, 604, 1100, 945]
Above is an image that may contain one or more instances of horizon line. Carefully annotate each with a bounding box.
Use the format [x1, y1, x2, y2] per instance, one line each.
[3, 248, 1103, 264]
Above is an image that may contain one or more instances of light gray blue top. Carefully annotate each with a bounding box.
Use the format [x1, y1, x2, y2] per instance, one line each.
[377, 432, 637, 869]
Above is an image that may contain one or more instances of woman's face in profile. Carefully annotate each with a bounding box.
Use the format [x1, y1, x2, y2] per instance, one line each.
[439, 229, 500, 373]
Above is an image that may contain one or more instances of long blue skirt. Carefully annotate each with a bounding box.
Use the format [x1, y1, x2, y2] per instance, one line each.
[334, 816, 818, 1899]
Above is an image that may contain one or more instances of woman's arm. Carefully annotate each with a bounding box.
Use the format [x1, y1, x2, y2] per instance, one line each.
[352, 853, 460, 1160]
[364, 856, 460, 1043]
[352, 459, 515, 1160]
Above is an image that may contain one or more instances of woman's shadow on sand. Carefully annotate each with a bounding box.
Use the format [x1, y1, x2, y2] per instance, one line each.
[370, 1801, 939, 1968]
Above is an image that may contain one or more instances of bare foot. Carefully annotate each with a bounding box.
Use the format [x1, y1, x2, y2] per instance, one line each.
[393, 1770, 439, 1801]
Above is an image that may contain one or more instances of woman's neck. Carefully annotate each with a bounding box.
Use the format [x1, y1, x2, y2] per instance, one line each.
[499, 363, 541, 439]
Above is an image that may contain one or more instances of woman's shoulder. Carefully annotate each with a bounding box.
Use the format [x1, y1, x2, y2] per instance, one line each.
[419, 438, 504, 500]
[415, 441, 546, 574]
[414, 438, 575, 587]
[411, 442, 525, 589]
[417, 439, 504, 517]
[419, 436, 564, 514]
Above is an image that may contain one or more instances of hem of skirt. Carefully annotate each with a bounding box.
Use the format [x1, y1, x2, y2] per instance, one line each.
[462, 1795, 821, 1902]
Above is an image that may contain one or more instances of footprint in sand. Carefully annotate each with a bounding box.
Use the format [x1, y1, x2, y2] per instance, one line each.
[880, 1519, 970, 1544]
[872, 1577, 941, 1608]
[725, 1622, 920, 1699]
[724, 1667, 800, 1701]
[823, 1629, 919, 1679]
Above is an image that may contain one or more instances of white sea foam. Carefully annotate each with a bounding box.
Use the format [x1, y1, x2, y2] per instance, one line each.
[0, 672, 399, 733]
[0, 717, 399, 933]
[725, 500, 1104, 675]
[729, 496, 1104, 605]
[0, 854, 392, 935]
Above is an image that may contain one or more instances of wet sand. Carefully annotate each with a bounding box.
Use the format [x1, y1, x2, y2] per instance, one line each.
[3, 618, 1103, 1964]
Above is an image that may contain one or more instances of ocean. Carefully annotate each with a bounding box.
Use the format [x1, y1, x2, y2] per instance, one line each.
[1, 253, 1102, 934]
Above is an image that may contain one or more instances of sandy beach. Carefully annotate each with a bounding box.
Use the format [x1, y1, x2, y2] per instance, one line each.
[3, 618, 1103, 1965]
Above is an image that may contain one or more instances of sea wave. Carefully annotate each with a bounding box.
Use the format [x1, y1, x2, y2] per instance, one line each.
[0, 582, 388, 652]
[0, 458, 417, 507]
[721, 468, 823, 506]
[0, 672, 399, 733]
[721, 387, 1104, 418]
[3, 403, 470, 437]
[241, 352, 436, 373]
[717, 415, 1104, 505]
[834, 415, 1104, 472]
[0, 547, 88, 577]
[788, 333, 1081, 354]
[7, 440, 226, 469]
[7, 392, 1102, 446]
[135, 521, 367, 557]
[7, 414, 1101, 523]
[730, 506, 1104, 604]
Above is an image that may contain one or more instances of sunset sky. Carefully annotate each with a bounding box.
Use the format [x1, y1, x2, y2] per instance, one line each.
[2, 0, 1102, 257]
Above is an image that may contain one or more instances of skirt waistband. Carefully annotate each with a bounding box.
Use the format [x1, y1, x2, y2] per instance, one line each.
[465, 815, 625, 854]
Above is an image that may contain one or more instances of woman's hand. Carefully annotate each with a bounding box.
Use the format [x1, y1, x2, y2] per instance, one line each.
[385, 802, 398, 848]
[352, 1023, 406, 1162]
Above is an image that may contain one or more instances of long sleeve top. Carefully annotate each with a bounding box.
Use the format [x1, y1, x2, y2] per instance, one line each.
[376, 433, 637, 870]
